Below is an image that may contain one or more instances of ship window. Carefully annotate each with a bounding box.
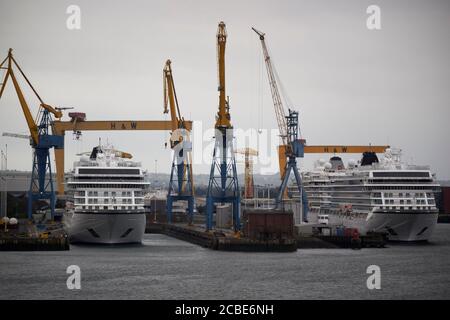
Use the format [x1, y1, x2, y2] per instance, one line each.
[103, 206, 108, 210]
[104, 191, 108, 196]
[104, 199, 109, 204]
[114, 206, 118, 210]
[400, 200, 404, 204]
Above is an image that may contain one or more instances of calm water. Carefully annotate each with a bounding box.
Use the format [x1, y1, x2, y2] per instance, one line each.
[1, 224, 450, 300]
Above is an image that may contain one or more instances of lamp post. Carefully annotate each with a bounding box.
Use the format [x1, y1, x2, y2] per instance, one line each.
[0, 144, 7, 218]
[153, 159, 158, 222]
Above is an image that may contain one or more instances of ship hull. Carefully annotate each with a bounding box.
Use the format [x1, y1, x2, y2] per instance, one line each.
[307, 210, 438, 241]
[66, 212, 146, 244]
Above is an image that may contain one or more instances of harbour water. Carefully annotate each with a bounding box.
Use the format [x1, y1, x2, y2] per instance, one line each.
[1, 224, 450, 300]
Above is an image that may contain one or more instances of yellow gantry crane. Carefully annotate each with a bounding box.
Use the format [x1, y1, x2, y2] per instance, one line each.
[162, 59, 195, 223]
[215, 21, 232, 130]
[0, 49, 64, 219]
[205, 21, 240, 231]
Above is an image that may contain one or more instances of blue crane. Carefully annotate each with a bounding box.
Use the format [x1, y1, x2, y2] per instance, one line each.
[0, 49, 64, 219]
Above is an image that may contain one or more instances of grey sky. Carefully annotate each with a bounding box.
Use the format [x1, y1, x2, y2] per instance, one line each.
[0, 0, 449, 179]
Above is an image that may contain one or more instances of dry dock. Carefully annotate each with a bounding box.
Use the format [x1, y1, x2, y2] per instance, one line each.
[146, 221, 385, 251]
[146, 222, 297, 252]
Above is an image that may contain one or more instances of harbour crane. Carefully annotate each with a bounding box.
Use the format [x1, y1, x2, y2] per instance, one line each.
[162, 59, 194, 223]
[206, 21, 240, 232]
[0, 50, 196, 201]
[252, 28, 307, 219]
[252, 29, 389, 221]
[234, 148, 258, 199]
[0, 49, 64, 219]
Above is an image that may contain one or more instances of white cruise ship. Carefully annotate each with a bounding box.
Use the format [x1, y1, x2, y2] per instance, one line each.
[292, 149, 439, 241]
[65, 144, 150, 244]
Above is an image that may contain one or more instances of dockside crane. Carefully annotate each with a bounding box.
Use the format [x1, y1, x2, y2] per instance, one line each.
[252, 28, 307, 219]
[163, 59, 194, 224]
[206, 22, 240, 232]
[253, 28, 390, 221]
[0, 49, 64, 219]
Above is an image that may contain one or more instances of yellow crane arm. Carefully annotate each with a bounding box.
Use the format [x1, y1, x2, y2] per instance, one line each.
[163, 59, 182, 132]
[0, 49, 62, 145]
[52, 120, 192, 135]
[0, 51, 39, 145]
[215, 21, 231, 129]
[303, 145, 390, 154]
[41, 103, 62, 119]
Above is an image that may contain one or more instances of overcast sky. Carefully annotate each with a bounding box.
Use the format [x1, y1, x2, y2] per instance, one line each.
[0, 0, 449, 179]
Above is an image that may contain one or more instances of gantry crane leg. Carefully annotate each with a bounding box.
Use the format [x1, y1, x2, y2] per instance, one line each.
[206, 129, 240, 231]
[275, 155, 308, 222]
[167, 147, 194, 224]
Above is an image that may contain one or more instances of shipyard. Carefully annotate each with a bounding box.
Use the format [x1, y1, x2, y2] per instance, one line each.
[1, 0, 450, 306]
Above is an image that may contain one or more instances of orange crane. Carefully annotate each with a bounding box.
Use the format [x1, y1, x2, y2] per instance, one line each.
[234, 148, 258, 199]
[162, 59, 194, 223]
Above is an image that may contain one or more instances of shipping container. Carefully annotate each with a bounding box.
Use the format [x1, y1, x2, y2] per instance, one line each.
[242, 209, 294, 240]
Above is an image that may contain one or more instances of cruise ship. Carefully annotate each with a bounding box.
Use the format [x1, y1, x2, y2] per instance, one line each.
[293, 149, 440, 241]
[65, 144, 150, 244]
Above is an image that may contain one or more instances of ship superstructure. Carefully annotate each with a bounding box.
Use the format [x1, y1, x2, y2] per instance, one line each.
[65, 144, 149, 244]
